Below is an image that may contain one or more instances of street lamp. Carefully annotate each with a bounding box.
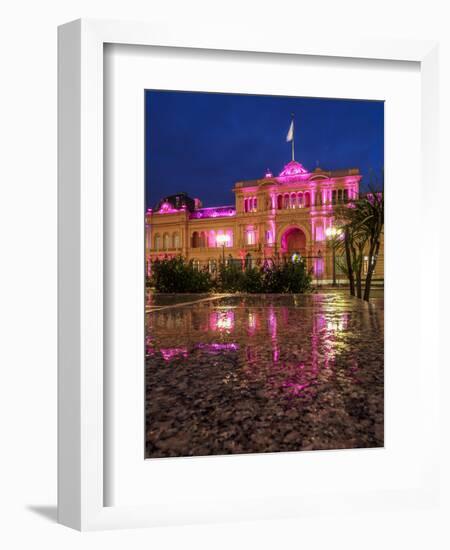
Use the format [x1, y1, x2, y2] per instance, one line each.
[216, 233, 230, 264]
[325, 226, 342, 286]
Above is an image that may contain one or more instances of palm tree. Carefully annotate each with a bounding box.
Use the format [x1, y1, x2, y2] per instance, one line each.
[333, 180, 384, 301]
[360, 190, 384, 301]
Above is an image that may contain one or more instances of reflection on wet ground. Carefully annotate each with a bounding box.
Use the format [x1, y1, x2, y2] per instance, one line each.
[145, 291, 384, 458]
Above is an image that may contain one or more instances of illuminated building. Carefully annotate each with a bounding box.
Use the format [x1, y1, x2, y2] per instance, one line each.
[145, 159, 384, 282]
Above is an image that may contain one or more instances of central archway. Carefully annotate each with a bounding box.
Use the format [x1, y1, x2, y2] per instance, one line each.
[281, 227, 307, 257]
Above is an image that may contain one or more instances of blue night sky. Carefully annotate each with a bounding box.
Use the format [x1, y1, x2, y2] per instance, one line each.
[145, 90, 384, 209]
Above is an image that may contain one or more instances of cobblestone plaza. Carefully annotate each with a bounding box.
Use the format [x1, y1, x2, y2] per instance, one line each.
[145, 291, 384, 458]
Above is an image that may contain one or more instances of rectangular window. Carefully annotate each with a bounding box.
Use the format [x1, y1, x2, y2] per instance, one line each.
[246, 230, 256, 245]
[315, 226, 324, 241]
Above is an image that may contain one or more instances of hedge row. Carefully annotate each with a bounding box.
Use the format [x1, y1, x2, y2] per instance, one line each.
[148, 256, 311, 294]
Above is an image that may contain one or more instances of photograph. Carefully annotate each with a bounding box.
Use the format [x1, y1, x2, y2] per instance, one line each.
[144, 90, 384, 459]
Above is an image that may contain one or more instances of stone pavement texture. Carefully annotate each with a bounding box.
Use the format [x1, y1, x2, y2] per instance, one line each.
[145, 291, 384, 458]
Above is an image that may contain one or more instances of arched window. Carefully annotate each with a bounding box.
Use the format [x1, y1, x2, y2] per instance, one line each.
[315, 192, 322, 206]
[283, 194, 289, 209]
[277, 194, 283, 209]
[246, 229, 256, 245]
[192, 231, 199, 248]
[304, 192, 311, 208]
[337, 189, 343, 203]
[173, 232, 180, 249]
[297, 192, 303, 207]
[163, 233, 170, 250]
[253, 197, 257, 211]
[290, 193, 296, 208]
[199, 231, 208, 248]
[154, 234, 161, 251]
[244, 198, 248, 213]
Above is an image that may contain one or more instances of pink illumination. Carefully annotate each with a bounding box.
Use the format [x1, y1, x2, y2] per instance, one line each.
[189, 206, 235, 219]
[282, 381, 314, 397]
[314, 257, 324, 277]
[279, 160, 308, 177]
[315, 225, 325, 242]
[157, 201, 180, 214]
[276, 160, 309, 184]
[281, 226, 306, 255]
[270, 220, 276, 241]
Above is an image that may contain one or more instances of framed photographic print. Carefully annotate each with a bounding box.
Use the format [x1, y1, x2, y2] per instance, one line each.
[143, 90, 385, 460]
[58, 19, 440, 530]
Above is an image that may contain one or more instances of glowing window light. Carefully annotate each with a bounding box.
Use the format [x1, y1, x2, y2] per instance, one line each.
[246, 230, 256, 245]
[216, 233, 231, 247]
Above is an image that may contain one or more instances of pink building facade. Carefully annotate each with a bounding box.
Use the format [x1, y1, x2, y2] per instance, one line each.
[145, 159, 383, 282]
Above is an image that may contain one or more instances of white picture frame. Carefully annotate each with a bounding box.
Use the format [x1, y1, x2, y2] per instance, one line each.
[58, 18, 440, 531]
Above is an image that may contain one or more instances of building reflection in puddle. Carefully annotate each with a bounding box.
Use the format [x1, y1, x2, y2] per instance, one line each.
[145, 294, 374, 399]
[209, 309, 235, 332]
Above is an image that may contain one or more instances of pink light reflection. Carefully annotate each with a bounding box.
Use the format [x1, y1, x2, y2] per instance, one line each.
[159, 347, 188, 361]
[196, 342, 239, 354]
[209, 309, 235, 332]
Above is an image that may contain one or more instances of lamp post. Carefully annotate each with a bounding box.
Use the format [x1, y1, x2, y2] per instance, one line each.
[216, 234, 230, 265]
[325, 226, 341, 286]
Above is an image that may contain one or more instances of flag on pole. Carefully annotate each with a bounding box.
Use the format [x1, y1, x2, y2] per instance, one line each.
[286, 120, 294, 142]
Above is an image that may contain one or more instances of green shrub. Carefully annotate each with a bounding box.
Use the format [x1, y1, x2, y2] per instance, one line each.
[216, 261, 245, 292]
[241, 267, 264, 293]
[149, 257, 212, 293]
[257, 259, 311, 293]
[277, 259, 312, 293]
[149, 256, 311, 294]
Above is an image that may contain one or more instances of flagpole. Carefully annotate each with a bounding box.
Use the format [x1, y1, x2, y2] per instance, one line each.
[291, 113, 295, 161]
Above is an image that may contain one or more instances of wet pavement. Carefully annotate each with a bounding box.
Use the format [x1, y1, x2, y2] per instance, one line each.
[145, 291, 384, 458]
